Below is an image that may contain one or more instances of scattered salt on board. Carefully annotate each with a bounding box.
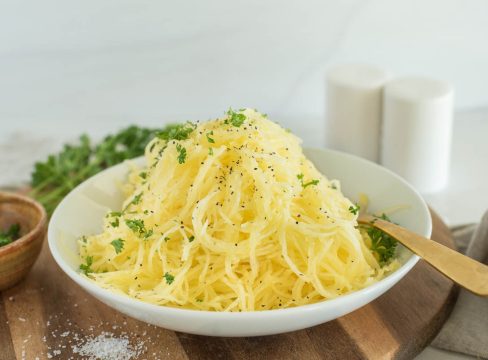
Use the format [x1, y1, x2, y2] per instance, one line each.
[72, 332, 144, 360]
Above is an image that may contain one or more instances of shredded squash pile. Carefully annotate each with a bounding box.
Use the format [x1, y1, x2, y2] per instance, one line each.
[79, 108, 398, 311]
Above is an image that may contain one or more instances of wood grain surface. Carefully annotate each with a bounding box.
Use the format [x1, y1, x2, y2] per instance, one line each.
[0, 210, 458, 360]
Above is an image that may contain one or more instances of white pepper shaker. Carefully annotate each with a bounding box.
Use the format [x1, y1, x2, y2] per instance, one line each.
[381, 77, 454, 193]
[325, 64, 391, 162]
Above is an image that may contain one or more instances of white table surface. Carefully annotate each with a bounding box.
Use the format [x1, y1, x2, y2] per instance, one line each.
[0, 107, 486, 359]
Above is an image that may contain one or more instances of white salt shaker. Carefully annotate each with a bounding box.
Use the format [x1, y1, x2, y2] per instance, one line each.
[381, 77, 454, 193]
[325, 64, 391, 162]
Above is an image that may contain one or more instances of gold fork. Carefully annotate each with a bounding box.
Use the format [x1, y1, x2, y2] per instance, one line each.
[358, 214, 488, 296]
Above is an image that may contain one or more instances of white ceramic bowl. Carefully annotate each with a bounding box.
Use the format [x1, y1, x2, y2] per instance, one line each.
[48, 148, 431, 337]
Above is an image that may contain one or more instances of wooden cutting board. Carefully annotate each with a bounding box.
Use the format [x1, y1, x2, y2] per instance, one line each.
[0, 210, 458, 360]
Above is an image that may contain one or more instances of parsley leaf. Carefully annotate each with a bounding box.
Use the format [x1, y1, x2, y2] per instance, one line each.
[125, 219, 146, 235]
[143, 229, 154, 240]
[188, 235, 195, 242]
[110, 238, 125, 254]
[303, 179, 319, 188]
[156, 122, 196, 141]
[0, 223, 20, 247]
[349, 204, 360, 215]
[225, 108, 246, 127]
[206, 131, 215, 143]
[125, 192, 143, 210]
[80, 256, 94, 275]
[363, 213, 398, 265]
[110, 217, 119, 228]
[176, 144, 187, 164]
[297, 173, 320, 189]
[125, 219, 153, 239]
[208, 147, 214, 156]
[164, 272, 175, 285]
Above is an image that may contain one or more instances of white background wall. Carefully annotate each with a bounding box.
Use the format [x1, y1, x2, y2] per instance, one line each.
[1, 0, 487, 139]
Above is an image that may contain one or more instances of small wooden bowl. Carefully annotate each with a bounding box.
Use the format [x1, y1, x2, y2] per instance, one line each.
[0, 191, 47, 291]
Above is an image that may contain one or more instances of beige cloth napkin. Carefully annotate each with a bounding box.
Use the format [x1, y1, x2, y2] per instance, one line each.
[432, 210, 488, 358]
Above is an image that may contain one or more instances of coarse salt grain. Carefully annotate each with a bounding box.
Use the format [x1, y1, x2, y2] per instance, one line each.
[72, 332, 144, 360]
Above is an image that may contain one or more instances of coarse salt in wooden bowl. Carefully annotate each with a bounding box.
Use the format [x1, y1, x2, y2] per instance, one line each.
[0, 191, 47, 291]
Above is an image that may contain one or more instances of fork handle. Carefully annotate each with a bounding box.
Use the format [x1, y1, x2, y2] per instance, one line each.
[360, 215, 488, 296]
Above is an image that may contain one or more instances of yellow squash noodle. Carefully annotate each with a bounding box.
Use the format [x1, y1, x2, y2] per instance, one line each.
[79, 109, 398, 311]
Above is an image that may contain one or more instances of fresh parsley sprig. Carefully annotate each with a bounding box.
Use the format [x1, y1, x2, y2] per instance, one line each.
[30, 126, 161, 216]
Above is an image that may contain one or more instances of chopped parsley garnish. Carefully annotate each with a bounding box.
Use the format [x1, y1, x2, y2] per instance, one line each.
[188, 235, 195, 242]
[0, 223, 20, 247]
[139, 171, 147, 179]
[125, 219, 146, 235]
[110, 238, 125, 254]
[156, 122, 196, 141]
[110, 217, 119, 228]
[176, 144, 187, 164]
[79, 256, 94, 275]
[225, 108, 246, 127]
[297, 173, 319, 189]
[122, 192, 143, 212]
[131, 192, 143, 205]
[206, 131, 215, 143]
[349, 204, 360, 215]
[196, 298, 203, 302]
[164, 236, 170, 242]
[164, 272, 175, 285]
[143, 229, 154, 240]
[362, 213, 398, 265]
[125, 219, 153, 239]
[208, 147, 214, 156]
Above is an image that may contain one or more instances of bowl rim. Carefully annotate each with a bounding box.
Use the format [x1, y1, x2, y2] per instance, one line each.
[0, 191, 47, 256]
[48, 147, 431, 317]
